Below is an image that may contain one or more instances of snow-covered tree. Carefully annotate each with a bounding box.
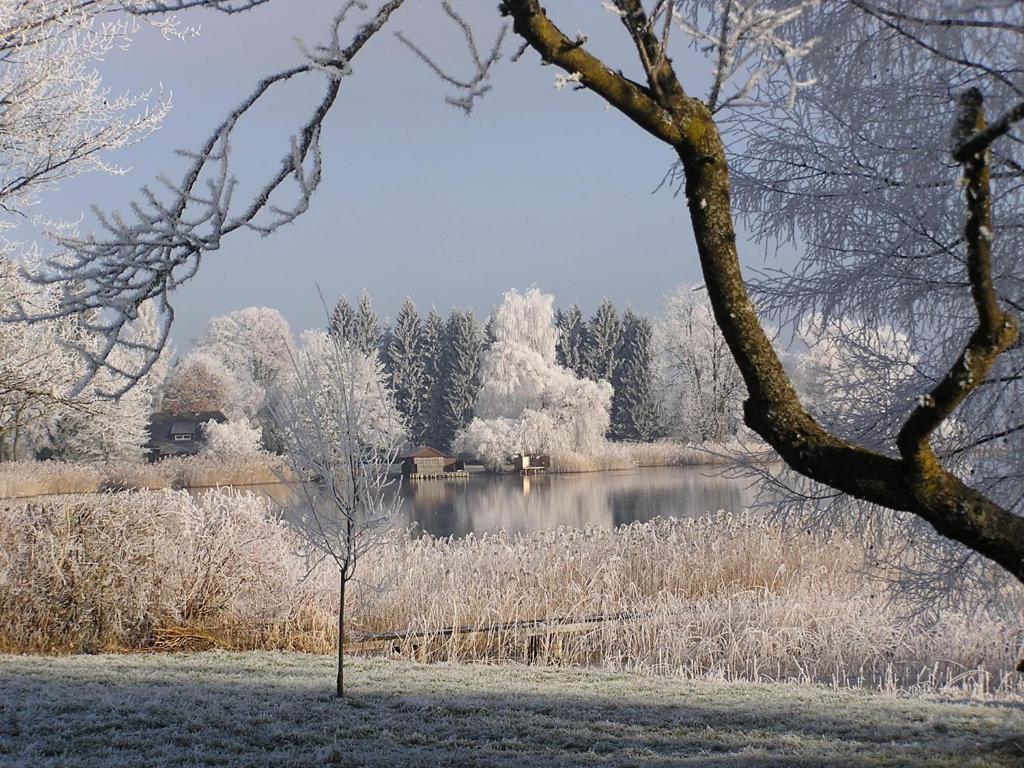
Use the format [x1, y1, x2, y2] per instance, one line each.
[0, 257, 83, 459]
[46, 305, 160, 463]
[789, 315, 918, 434]
[455, 288, 612, 468]
[162, 352, 241, 417]
[419, 309, 446, 447]
[0, 1, 176, 225]
[329, 297, 354, 340]
[271, 328, 403, 698]
[585, 300, 623, 384]
[654, 285, 745, 442]
[283, 330, 405, 453]
[351, 292, 382, 357]
[555, 305, 587, 378]
[437, 309, 484, 451]
[383, 298, 427, 442]
[1, 256, 161, 462]
[193, 307, 294, 416]
[200, 417, 264, 459]
[612, 309, 661, 442]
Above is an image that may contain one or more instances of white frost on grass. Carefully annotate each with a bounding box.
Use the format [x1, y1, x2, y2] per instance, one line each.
[0, 651, 1021, 768]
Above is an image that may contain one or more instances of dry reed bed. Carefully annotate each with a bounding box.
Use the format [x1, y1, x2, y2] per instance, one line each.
[0, 457, 288, 498]
[0, 489, 1020, 697]
[549, 440, 745, 473]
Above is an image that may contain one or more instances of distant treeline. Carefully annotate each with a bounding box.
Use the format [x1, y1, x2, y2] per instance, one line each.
[329, 294, 660, 452]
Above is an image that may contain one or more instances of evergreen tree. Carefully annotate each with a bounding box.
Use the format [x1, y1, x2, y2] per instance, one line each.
[612, 309, 661, 441]
[419, 309, 445, 446]
[438, 309, 484, 451]
[384, 298, 426, 443]
[329, 296, 354, 340]
[555, 304, 587, 378]
[352, 292, 382, 356]
[585, 299, 623, 383]
[483, 313, 497, 347]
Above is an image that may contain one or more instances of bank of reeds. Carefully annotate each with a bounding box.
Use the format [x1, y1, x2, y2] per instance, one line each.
[0, 488, 1020, 697]
[0, 456, 288, 498]
[549, 440, 747, 473]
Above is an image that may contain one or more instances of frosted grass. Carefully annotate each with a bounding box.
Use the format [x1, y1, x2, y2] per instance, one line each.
[0, 651, 1021, 767]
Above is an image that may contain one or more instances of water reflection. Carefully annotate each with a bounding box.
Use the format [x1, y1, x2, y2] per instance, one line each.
[238, 466, 756, 539]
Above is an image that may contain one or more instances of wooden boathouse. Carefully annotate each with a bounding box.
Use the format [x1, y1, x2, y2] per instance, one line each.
[399, 445, 469, 480]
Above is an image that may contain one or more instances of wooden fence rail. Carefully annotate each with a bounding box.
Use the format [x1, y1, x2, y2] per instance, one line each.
[344, 613, 638, 653]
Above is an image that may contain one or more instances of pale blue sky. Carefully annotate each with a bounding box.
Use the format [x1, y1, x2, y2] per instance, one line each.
[34, 1, 785, 348]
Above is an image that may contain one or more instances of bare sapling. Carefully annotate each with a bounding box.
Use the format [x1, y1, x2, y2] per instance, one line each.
[273, 331, 404, 697]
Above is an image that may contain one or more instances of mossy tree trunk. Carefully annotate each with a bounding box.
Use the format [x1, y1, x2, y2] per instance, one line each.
[500, 0, 1024, 589]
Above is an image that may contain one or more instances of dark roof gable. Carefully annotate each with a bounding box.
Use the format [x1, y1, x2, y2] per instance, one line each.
[399, 444, 447, 460]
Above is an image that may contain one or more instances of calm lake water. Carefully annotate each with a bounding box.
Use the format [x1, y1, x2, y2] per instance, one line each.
[236, 466, 758, 538]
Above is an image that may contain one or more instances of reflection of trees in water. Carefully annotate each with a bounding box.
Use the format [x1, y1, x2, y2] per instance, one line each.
[400, 467, 756, 538]
[219, 468, 757, 539]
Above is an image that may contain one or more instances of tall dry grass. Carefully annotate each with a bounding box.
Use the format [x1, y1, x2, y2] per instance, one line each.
[0, 456, 288, 498]
[549, 440, 746, 473]
[0, 488, 1020, 696]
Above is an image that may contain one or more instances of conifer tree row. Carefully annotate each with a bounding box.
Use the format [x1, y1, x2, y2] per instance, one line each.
[333, 291, 661, 447]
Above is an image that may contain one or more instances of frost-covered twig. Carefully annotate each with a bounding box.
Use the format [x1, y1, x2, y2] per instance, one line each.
[10, 0, 407, 397]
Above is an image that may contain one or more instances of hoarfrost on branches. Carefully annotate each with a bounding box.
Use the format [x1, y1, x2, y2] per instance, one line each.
[271, 328, 403, 697]
[162, 352, 243, 418]
[455, 288, 612, 468]
[11, 0, 409, 395]
[654, 284, 745, 442]
[200, 417, 265, 458]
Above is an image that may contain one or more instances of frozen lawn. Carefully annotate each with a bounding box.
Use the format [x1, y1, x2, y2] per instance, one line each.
[1, 652, 1022, 767]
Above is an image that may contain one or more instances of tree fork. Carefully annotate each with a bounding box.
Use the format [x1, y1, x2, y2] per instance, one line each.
[502, 0, 1024, 588]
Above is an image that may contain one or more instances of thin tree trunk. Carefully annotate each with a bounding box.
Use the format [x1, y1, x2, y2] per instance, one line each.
[337, 571, 346, 698]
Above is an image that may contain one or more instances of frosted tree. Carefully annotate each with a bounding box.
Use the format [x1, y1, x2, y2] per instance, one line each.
[329, 297, 355, 340]
[438, 309, 484, 451]
[352, 292, 383, 357]
[46, 307, 160, 463]
[0, 1, 180, 225]
[0, 257, 84, 459]
[193, 307, 295, 414]
[383, 298, 427, 443]
[285, 330, 406, 452]
[200, 417, 264, 459]
[455, 288, 612, 468]
[555, 305, 588, 378]
[162, 352, 242, 417]
[788, 315, 918, 438]
[419, 309, 446, 446]
[0, 0, 194, 458]
[585, 299, 623, 384]
[192, 306, 295, 448]
[272, 330, 403, 698]
[612, 309, 661, 442]
[654, 285, 746, 442]
[1, 257, 161, 462]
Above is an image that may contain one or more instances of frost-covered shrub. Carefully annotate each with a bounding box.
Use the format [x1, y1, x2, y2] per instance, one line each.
[455, 288, 612, 468]
[0, 489, 326, 652]
[162, 352, 242, 417]
[201, 417, 264, 459]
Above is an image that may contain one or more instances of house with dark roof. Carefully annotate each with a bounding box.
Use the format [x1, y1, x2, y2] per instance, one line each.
[146, 411, 227, 461]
